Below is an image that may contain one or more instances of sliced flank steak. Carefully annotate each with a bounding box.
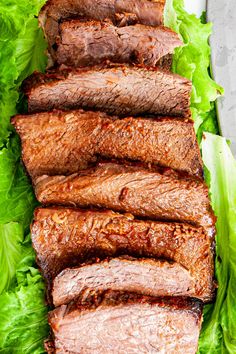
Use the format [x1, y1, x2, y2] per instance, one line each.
[31, 207, 215, 302]
[52, 256, 203, 307]
[39, 0, 166, 48]
[34, 162, 216, 234]
[51, 20, 182, 67]
[23, 65, 191, 117]
[12, 110, 202, 178]
[48, 291, 203, 354]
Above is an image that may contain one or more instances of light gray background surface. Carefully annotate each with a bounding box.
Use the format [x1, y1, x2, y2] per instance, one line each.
[184, 0, 206, 17]
[207, 0, 236, 156]
[185, 0, 236, 156]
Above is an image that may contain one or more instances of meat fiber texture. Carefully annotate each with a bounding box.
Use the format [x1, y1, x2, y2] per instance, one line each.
[48, 291, 203, 354]
[31, 207, 215, 302]
[39, 0, 165, 48]
[51, 20, 182, 67]
[52, 256, 209, 306]
[23, 65, 192, 117]
[34, 162, 216, 237]
[12, 110, 203, 178]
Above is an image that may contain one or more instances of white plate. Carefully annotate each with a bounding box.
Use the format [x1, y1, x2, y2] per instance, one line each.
[184, 0, 206, 17]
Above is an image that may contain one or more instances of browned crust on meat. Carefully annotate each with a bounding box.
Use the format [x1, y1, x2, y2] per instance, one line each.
[31, 207, 215, 302]
[34, 162, 216, 234]
[49, 291, 203, 321]
[11, 109, 203, 178]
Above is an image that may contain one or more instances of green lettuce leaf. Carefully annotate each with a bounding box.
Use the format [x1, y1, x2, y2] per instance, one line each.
[0, 222, 24, 294]
[0, 0, 48, 352]
[164, 0, 224, 135]
[0, 134, 48, 350]
[0, 0, 47, 144]
[0, 267, 49, 354]
[0, 224, 49, 353]
[0, 1, 233, 354]
[165, 2, 236, 352]
[0, 227, 49, 353]
[0, 135, 37, 230]
[15, 17, 47, 84]
[196, 104, 219, 142]
[198, 133, 236, 353]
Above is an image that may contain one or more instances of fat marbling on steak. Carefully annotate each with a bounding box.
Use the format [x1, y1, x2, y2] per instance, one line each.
[48, 291, 203, 354]
[51, 20, 182, 67]
[12, 110, 203, 178]
[23, 65, 191, 117]
[31, 207, 215, 302]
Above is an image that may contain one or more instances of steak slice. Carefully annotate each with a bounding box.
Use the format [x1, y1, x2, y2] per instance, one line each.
[52, 256, 199, 307]
[35, 162, 215, 234]
[39, 0, 165, 49]
[31, 208, 215, 302]
[23, 65, 191, 117]
[52, 20, 182, 67]
[48, 291, 203, 354]
[40, 0, 165, 25]
[12, 110, 203, 178]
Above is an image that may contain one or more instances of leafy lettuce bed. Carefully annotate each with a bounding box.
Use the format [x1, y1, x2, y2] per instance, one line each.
[0, 0, 235, 353]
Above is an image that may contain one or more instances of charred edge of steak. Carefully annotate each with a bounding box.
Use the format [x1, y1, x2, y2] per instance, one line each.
[49, 290, 203, 323]
[157, 53, 173, 71]
[59, 255, 179, 268]
[11, 109, 194, 126]
[44, 338, 55, 354]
